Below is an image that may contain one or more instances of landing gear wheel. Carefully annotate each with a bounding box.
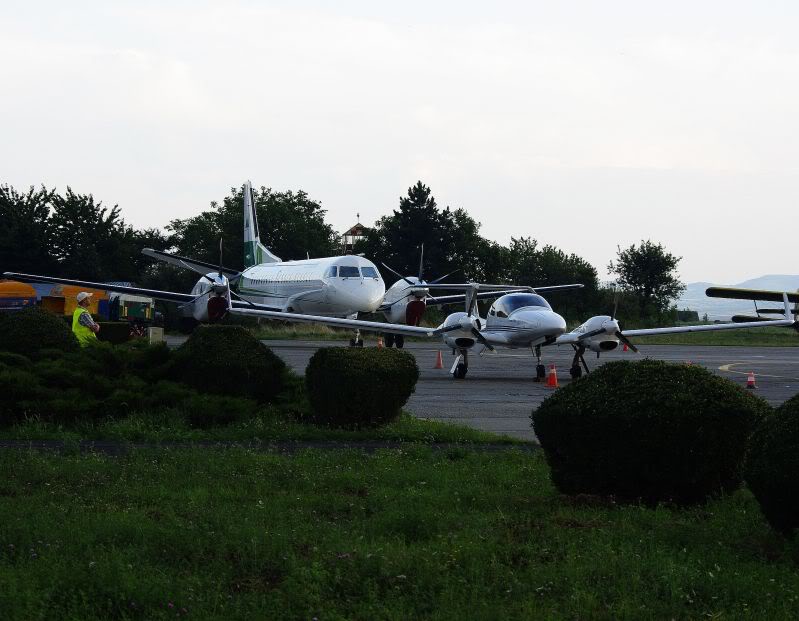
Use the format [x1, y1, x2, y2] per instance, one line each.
[536, 364, 546, 381]
[349, 338, 364, 347]
[570, 365, 582, 379]
[395, 335, 405, 349]
[385, 333, 395, 348]
[453, 363, 468, 379]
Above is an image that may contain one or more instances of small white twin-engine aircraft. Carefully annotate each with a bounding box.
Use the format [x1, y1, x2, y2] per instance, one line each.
[374, 244, 584, 348]
[226, 284, 798, 380]
[6, 181, 387, 343]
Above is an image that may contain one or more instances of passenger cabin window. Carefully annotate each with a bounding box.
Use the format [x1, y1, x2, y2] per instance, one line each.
[339, 266, 360, 278]
[361, 266, 378, 279]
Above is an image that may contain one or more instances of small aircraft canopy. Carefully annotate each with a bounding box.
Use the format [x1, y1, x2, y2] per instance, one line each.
[490, 293, 551, 317]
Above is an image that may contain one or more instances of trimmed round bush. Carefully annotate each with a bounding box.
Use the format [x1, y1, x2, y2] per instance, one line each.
[170, 325, 287, 403]
[0, 307, 78, 355]
[305, 347, 419, 428]
[532, 360, 770, 505]
[746, 395, 799, 537]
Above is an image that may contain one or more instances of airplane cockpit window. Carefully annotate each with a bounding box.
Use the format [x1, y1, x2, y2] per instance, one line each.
[491, 293, 551, 318]
[361, 266, 379, 279]
[326, 266, 337, 278]
[339, 266, 360, 278]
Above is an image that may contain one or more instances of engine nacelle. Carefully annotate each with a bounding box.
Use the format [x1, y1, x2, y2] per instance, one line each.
[441, 312, 479, 350]
[571, 315, 619, 353]
[186, 274, 230, 323]
[585, 337, 619, 353]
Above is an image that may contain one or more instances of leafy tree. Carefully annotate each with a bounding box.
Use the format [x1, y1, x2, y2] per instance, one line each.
[355, 181, 495, 283]
[167, 185, 339, 272]
[608, 240, 684, 319]
[49, 187, 144, 281]
[0, 184, 57, 275]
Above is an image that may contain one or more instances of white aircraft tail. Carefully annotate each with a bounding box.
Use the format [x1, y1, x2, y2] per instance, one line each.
[243, 180, 281, 267]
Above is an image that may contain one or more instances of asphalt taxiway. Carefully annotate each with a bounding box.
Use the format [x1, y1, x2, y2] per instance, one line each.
[167, 337, 799, 441]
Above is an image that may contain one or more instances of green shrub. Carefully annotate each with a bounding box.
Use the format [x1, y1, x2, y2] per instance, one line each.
[97, 321, 130, 345]
[305, 347, 419, 428]
[170, 325, 287, 403]
[0, 307, 78, 355]
[0, 351, 32, 368]
[0, 367, 46, 425]
[746, 394, 799, 537]
[184, 394, 259, 428]
[532, 360, 769, 505]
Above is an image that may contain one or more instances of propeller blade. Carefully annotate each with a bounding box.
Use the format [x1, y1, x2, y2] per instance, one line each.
[611, 285, 619, 320]
[218, 238, 224, 280]
[615, 330, 639, 353]
[381, 262, 414, 286]
[418, 243, 424, 281]
[229, 290, 258, 309]
[177, 292, 207, 310]
[471, 327, 495, 351]
[429, 269, 460, 285]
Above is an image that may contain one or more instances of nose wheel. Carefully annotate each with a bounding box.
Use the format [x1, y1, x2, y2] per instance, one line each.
[533, 345, 546, 381]
[451, 350, 469, 379]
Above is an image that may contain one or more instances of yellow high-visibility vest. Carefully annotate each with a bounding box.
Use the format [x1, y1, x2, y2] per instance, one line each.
[72, 307, 97, 347]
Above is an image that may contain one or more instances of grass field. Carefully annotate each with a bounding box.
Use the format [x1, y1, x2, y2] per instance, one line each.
[0, 412, 518, 445]
[1, 448, 797, 620]
[633, 326, 799, 347]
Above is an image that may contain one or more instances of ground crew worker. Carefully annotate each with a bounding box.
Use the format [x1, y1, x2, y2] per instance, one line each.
[72, 291, 100, 347]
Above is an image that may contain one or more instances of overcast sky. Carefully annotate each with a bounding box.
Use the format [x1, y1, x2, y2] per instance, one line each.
[2, 1, 797, 283]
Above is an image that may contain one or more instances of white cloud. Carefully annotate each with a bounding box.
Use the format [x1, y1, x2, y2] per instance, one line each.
[1, 1, 798, 282]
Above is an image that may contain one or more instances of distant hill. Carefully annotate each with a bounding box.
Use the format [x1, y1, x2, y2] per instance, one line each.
[677, 275, 799, 320]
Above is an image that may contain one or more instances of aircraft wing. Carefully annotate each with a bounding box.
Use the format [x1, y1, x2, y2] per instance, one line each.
[623, 317, 795, 338]
[229, 306, 443, 337]
[422, 283, 584, 308]
[3, 272, 196, 304]
[706, 286, 799, 304]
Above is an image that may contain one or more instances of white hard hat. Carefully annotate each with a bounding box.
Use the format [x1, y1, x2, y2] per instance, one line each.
[76, 292, 93, 303]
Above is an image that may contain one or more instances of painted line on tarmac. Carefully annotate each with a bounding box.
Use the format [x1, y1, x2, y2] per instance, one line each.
[718, 362, 799, 381]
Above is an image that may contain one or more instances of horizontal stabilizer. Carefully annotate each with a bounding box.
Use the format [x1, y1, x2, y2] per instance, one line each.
[706, 287, 799, 303]
[142, 248, 240, 279]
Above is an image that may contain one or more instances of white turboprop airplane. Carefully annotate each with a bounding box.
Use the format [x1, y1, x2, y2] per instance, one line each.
[225, 284, 798, 380]
[6, 182, 386, 342]
[374, 244, 584, 348]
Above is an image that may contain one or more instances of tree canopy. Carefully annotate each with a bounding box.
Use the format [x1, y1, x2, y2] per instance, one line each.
[167, 185, 339, 272]
[355, 181, 500, 283]
[608, 240, 685, 317]
[1, 180, 688, 326]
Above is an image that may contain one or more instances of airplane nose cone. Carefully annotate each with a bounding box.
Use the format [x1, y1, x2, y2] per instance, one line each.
[337, 278, 385, 313]
[539, 312, 567, 336]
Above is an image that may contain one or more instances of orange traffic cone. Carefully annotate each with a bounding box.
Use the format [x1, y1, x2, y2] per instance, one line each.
[546, 364, 559, 388]
[746, 371, 757, 389]
[623, 343, 629, 352]
[434, 350, 443, 369]
[377, 336, 384, 349]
